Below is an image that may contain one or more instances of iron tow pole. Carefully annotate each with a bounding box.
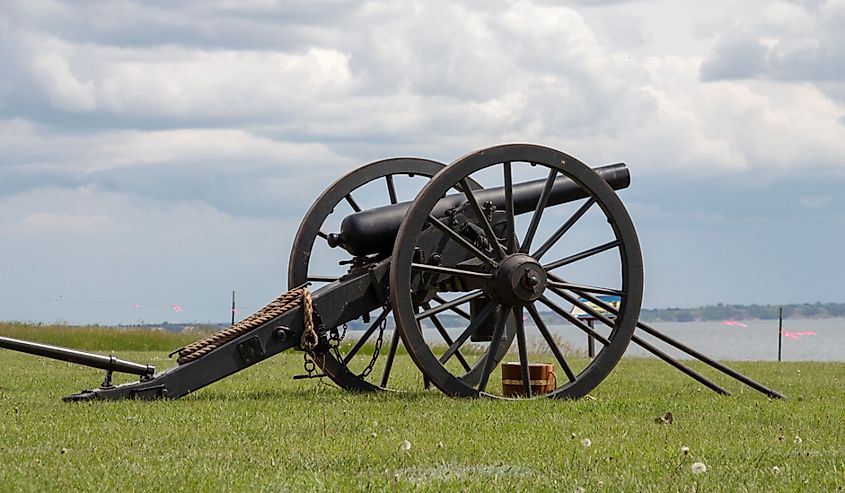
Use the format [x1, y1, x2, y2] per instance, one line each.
[0, 335, 155, 378]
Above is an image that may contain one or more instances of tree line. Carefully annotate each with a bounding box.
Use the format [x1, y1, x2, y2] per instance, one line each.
[638, 302, 845, 322]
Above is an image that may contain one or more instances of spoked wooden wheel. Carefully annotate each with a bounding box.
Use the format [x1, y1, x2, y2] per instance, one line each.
[390, 144, 644, 398]
[288, 158, 509, 391]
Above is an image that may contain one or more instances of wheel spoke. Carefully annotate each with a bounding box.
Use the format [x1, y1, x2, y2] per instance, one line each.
[342, 307, 390, 365]
[317, 230, 329, 240]
[433, 295, 471, 320]
[547, 280, 624, 297]
[547, 287, 616, 330]
[427, 215, 498, 268]
[385, 175, 398, 204]
[571, 290, 621, 318]
[460, 178, 507, 260]
[344, 193, 362, 212]
[477, 305, 508, 393]
[411, 262, 493, 280]
[415, 290, 485, 320]
[380, 327, 401, 387]
[538, 296, 611, 345]
[513, 306, 531, 397]
[569, 288, 774, 396]
[526, 303, 576, 383]
[503, 161, 516, 253]
[520, 167, 557, 253]
[562, 290, 735, 395]
[533, 198, 597, 260]
[438, 300, 497, 365]
[543, 239, 620, 271]
[422, 303, 472, 372]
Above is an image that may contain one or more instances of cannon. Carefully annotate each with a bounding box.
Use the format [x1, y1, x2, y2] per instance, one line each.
[0, 143, 784, 400]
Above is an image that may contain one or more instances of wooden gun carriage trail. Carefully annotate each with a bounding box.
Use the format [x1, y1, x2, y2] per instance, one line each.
[0, 143, 784, 401]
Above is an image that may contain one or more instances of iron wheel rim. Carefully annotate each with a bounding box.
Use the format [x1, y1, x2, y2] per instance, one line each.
[390, 143, 644, 399]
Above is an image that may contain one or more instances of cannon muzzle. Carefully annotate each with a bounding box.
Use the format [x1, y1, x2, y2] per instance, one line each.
[329, 163, 630, 256]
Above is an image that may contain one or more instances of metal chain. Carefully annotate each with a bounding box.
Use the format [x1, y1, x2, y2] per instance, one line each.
[358, 306, 388, 379]
[298, 322, 348, 380]
[302, 351, 317, 377]
[299, 324, 339, 380]
[327, 323, 348, 361]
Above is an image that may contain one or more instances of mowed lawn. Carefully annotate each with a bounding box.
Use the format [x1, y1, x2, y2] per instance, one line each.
[1, 325, 843, 492]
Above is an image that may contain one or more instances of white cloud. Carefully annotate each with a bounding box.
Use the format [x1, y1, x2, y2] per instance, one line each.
[701, 0, 845, 86]
[9, 212, 114, 233]
[0, 118, 350, 176]
[764, 1, 817, 32]
[3, 0, 843, 180]
[799, 195, 834, 209]
[647, 56, 845, 173]
[29, 38, 98, 111]
[23, 35, 355, 119]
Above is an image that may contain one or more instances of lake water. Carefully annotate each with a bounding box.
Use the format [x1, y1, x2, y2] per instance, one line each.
[546, 318, 845, 362]
[416, 318, 845, 362]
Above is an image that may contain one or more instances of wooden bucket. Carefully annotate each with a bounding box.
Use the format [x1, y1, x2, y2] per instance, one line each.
[501, 362, 556, 397]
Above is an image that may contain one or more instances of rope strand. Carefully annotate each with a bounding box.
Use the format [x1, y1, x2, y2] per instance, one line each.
[176, 288, 312, 365]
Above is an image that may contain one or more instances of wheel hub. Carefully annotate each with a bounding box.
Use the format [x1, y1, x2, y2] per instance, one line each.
[493, 254, 547, 306]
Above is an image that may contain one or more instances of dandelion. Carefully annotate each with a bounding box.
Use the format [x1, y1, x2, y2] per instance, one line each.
[772, 466, 782, 474]
[581, 438, 592, 448]
[691, 462, 707, 474]
[399, 440, 411, 454]
[672, 447, 691, 472]
[793, 435, 802, 444]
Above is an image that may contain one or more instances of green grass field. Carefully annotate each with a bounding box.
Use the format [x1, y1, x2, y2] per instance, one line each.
[1, 324, 843, 492]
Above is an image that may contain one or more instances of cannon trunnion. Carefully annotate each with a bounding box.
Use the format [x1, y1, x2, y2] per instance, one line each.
[0, 143, 784, 401]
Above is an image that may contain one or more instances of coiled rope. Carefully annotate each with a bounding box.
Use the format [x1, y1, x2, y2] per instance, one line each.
[173, 288, 314, 365]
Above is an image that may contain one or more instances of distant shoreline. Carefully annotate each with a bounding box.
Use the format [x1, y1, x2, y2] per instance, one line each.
[639, 302, 845, 323]
[2, 302, 843, 330]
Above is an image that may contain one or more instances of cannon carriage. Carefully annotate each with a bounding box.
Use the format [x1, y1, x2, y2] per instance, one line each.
[0, 143, 783, 401]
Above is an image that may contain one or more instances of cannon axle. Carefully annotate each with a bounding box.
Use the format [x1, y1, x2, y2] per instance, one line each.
[492, 254, 548, 306]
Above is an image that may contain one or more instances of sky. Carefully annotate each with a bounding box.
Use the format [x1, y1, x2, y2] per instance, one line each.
[1, 0, 843, 324]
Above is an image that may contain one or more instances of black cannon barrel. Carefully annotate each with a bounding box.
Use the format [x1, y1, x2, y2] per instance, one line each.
[329, 163, 630, 257]
[0, 336, 155, 376]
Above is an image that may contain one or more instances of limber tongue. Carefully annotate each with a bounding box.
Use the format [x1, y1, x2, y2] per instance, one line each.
[0, 335, 155, 376]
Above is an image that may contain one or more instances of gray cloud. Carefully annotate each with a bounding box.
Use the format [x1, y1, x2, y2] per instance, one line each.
[700, 0, 845, 98]
[700, 36, 771, 80]
[3, 0, 357, 50]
